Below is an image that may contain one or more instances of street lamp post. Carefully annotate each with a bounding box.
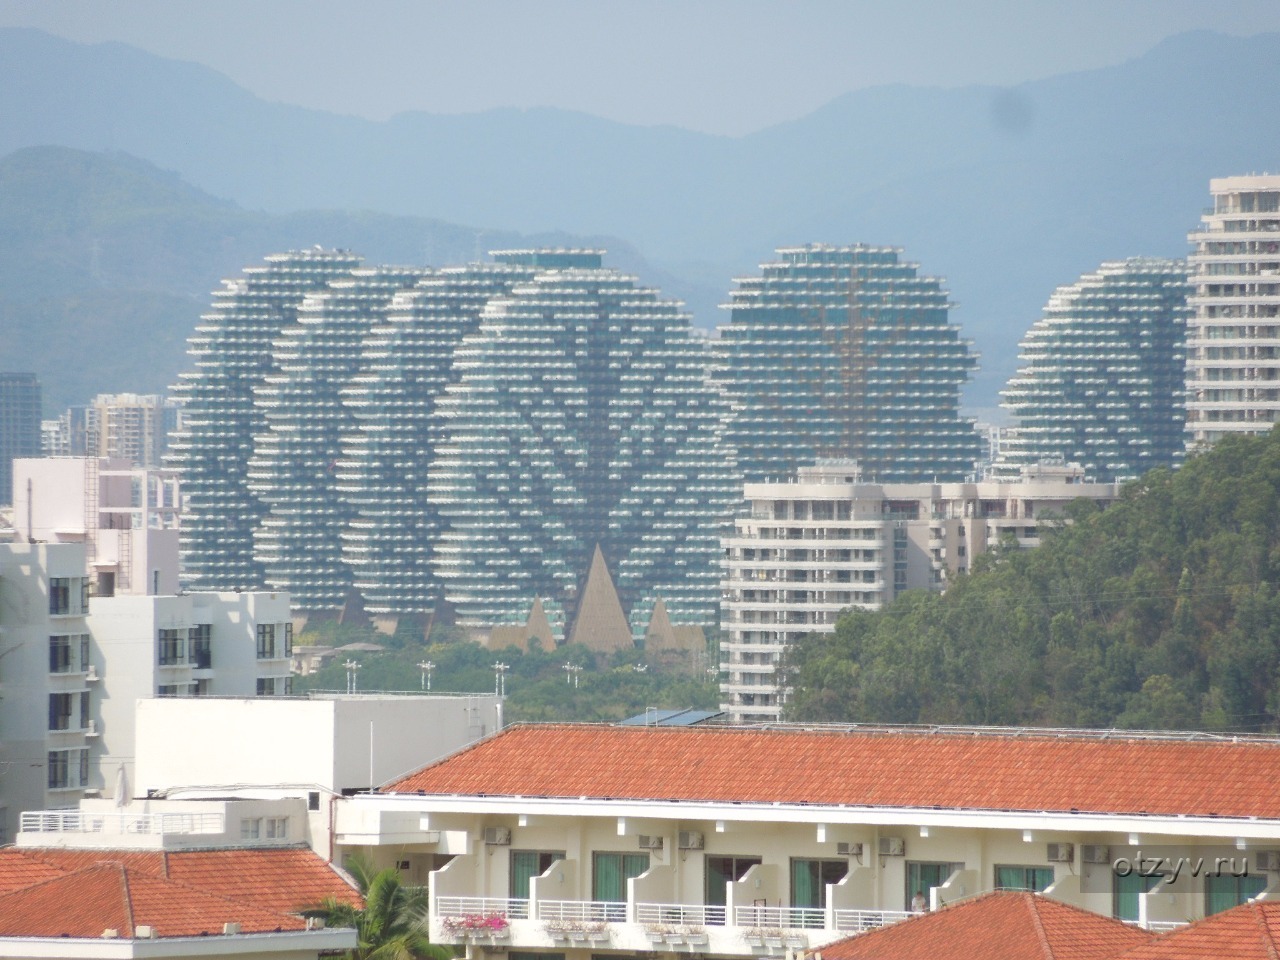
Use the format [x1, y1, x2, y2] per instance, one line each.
[343, 659, 362, 694]
[493, 661, 509, 698]
[418, 660, 435, 692]
[563, 662, 582, 689]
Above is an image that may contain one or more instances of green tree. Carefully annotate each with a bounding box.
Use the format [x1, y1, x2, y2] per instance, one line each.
[311, 859, 453, 960]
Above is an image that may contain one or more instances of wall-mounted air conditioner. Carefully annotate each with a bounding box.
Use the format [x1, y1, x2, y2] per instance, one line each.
[1255, 850, 1280, 872]
[1080, 845, 1109, 864]
[878, 837, 905, 857]
[1046, 843, 1074, 862]
[638, 834, 664, 850]
[483, 827, 511, 845]
[678, 830, 704, 850]
[836, 842, 863, 859]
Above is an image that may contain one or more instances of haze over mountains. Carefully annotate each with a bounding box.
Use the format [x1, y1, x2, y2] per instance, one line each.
[2, 26, 1279, 411]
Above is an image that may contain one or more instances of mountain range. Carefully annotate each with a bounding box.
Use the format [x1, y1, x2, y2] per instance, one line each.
[2, 26, 1280, 412]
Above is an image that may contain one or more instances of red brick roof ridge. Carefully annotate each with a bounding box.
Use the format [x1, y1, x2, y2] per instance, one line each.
[1026, 893, 1056, 960]
[119, 864, 136, 938]
[1252, 901, 1280, 960]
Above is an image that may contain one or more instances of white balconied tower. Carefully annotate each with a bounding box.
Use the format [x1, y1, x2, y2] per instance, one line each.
[1000, 258, 1189, 482]
[169, 249, 362, 592]
[337, 262, 538, 625]
[248, 266, 425, 615]
[716, 244, 980, 483]
[428, 250, 739, 634]
[1186, 175, 1280, 447]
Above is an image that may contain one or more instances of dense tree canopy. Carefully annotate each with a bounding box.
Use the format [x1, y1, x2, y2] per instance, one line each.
[783, 429, 1280, 732]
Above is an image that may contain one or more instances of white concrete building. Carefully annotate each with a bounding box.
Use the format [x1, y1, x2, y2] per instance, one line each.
[0, 541, 93, 844]
[1186, 174, 1280, 446]
[334, 722, 1280, 955]
[89, 591, 295, 794]
[11, 456, 181, 598]
[720, 461, 1121, 723]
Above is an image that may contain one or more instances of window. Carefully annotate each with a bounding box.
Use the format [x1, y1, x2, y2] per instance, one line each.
[240, 818, 261, 841]
[707, 856, 762, 918]
[189, 624, 212, 668]
[994, 865, 1053, 892]
[511, 850, 566, 899]
[157, 684, 185, 697]
[265, 817, 288, 840]
[791, 858, 847, 920]
[283, 622, 294, 658]
[47, 748, 87, 789]
[256, 624, 276, 659]
[256, 677, 276, 696]
[1114, 870, 1165, 922]
[158, 628, 185, 665]
[593, 852, 650, 919]
[48, 693, 74, 731]
[52, 634, 91, 673]
[1206, 873, 1267, 916]
[906, 862, 960, 911]
[49, 577, 71, 615]
[79, 691, 91, 730]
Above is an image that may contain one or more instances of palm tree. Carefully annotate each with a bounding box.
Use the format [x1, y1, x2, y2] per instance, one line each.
[311, 857, 454, 960]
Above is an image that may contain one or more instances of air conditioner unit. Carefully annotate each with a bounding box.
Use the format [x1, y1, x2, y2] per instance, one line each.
[836, 842, 863, 859]
[678, 830, 704, 850]
[638, 834, 664, 850]
[1255, 851, 1280, 872]
[1080, 845, 1110, 864]
[878, 837, 905, 857]
[483, 827, 511, 845]
[1046, 843, 1074, 863]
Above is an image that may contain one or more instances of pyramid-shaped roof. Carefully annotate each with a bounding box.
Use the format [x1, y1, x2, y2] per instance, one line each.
[567, 545, 634, 652]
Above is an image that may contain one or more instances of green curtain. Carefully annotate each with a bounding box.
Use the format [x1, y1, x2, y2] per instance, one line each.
[1206, 874, 1267, 916]
[792, 860, 817, 908]
[594, 854, 622, 902]
[511, 852, 538, 899]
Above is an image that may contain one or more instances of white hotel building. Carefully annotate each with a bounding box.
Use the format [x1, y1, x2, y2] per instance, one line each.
[720, 461, 1121, 723]
[1186, 174, 1280, 446]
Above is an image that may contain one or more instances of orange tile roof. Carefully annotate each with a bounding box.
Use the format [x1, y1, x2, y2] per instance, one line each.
[0, 853, 65, 895]
[0, 847, 360, 916]
[1117, 901, 1280, 959]
[385, 723, 1280, 819]
[0, 863, 306, 938]
[815, 892, 1154, 960]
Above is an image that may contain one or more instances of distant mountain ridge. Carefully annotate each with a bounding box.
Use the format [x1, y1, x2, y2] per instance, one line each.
[0, 146, 673, 412]
[2, 27, 1280, 406]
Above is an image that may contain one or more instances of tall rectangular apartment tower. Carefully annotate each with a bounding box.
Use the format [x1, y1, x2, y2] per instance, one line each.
[1186, 175, 1280, 446]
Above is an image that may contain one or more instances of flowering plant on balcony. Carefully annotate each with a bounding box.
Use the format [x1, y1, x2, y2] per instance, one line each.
[441, 913, 510, 936]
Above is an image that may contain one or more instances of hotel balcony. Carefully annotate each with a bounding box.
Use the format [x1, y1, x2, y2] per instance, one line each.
[431, 893, 913, 956]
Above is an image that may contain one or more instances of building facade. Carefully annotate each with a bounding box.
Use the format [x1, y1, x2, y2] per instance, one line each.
[333, 722, 1280, 956]
[0, 373, 41, 507]
[1000, 258, 1190, 482]
[1186, 175, 1280, 446]
[719, 461, 1121, 723]
[716, 245, 979, 483]
[168, 248, 363, 593]
[337, 262, 537, 631]
[428, 251, 738, 635]
[248, 266, 425, 619]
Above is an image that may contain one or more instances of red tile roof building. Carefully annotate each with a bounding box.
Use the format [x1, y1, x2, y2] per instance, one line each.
[385, 722, 1280, 820]
[812, 891, 1155, 960]
[1117, 900, 1280, 959]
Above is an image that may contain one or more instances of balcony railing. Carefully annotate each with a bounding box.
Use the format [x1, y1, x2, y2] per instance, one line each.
[435, 896, 530, 920]
[20, 810, 225, 836]
[538, 899, 627, 922]
[834, 908, 914, 932]
[636, 902, 728, 925]
[734, 905, 827, 929]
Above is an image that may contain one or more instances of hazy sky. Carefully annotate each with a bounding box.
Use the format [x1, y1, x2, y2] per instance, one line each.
[2, 0, 1279, 135]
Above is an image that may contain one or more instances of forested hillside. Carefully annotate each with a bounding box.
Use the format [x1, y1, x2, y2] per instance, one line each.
[784, 429, 1280, 732]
